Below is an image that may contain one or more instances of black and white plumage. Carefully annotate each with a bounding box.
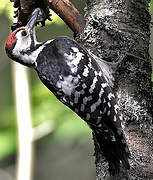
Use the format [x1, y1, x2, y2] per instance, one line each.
[5, 8, 130, 175]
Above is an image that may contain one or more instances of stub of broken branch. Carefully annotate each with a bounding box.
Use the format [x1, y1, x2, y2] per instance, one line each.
[10, 0, 85, 35]
[48, 0, 85, 35]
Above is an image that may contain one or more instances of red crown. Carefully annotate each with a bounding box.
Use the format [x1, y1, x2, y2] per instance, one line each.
[4, 28, 24, 54]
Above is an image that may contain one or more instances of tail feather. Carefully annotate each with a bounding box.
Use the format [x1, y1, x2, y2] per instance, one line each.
[93, 129, 130, 175]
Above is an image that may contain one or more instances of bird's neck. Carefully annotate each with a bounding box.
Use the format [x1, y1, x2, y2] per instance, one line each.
[12, 38, 54, 67]
[27, 39, 54, 67]
[12, 41, 43, 67]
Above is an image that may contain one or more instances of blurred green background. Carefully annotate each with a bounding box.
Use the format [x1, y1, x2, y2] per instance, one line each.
[0, 1, 153, 180]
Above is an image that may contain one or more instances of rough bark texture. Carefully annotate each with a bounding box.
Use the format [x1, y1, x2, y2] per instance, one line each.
[77, 0, 153, 179]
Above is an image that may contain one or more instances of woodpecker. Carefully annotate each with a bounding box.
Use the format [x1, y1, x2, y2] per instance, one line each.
[5, 8, 130, 175]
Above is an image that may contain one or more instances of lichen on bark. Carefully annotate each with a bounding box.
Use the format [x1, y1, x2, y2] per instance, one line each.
[79, 0, 153, 179]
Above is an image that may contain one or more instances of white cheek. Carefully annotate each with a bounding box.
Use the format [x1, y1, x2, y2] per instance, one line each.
[14, 33, 32, 53]
[12, 33, 32, 64]
[12, 36, 51, 66]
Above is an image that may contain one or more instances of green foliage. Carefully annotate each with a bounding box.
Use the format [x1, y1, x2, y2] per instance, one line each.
[0, 0, 14, 20]
[0, 129, 17, 159]
[150, 0, 153, 13]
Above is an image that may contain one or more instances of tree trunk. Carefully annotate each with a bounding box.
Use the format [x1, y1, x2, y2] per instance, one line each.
[78, 0, 153, 179]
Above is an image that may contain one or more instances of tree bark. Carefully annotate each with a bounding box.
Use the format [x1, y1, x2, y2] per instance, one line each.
[78, 0, 153, 179]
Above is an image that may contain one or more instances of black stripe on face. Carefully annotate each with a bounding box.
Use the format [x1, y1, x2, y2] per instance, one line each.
[20, 41, 43, 56]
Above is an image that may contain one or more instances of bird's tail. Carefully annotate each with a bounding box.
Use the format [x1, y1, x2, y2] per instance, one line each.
[93, 128, 130, 175]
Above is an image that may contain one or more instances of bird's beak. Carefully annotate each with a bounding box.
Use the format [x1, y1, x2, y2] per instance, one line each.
[26, 8, 42, 32]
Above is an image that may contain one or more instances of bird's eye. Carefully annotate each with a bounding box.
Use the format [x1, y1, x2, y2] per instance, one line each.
[21, 30, 27, 36]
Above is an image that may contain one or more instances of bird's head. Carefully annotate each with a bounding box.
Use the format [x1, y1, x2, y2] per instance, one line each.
[4, 8, 41, 66]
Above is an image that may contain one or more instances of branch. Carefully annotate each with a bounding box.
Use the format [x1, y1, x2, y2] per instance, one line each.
[48, 0, 85, 34]
[11, 0, 85, 34]
[12, 64, 33, 180]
